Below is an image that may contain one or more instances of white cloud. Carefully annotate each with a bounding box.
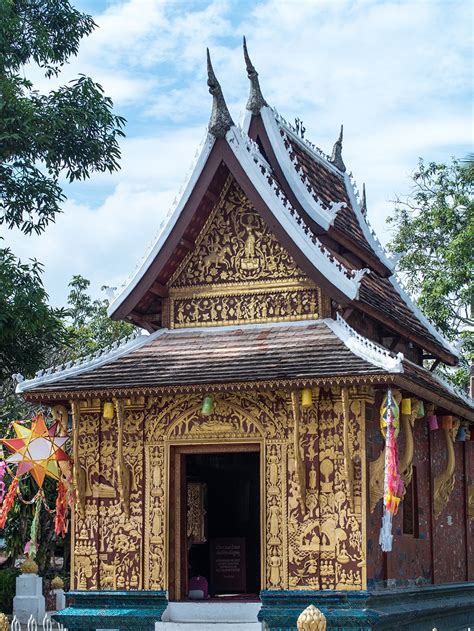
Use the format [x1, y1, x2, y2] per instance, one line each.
[5, 0, 471, 307]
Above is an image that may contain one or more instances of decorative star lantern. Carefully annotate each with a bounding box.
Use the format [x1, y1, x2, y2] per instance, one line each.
[2, 414, 70, 488]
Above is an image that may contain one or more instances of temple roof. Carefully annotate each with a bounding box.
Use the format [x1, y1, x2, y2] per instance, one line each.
[107, 114, 457, 364]
[16, 317, 474, 421]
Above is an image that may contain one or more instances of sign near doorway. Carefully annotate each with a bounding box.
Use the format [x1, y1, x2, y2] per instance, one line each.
[211, 537, 246, 593]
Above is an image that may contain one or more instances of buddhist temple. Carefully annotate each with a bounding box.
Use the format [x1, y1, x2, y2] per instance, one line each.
[17, 40, 474, 630]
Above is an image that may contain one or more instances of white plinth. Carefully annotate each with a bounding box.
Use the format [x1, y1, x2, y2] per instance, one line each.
[53, 588, 66, 611]
[13, 573, 45, 624]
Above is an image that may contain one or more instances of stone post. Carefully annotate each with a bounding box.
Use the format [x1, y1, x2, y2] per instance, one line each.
[13, 572, 45, 624]
[51, 576, 66, 611]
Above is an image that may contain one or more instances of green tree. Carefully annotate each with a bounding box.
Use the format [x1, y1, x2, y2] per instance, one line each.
[0, 245, 66, 422]
[64, 275, 137, 360]
[0, 0, 126, 234]
[1, 276, 136, 574]
[0, 0, 127, 582]
[387, 157, 473, 389]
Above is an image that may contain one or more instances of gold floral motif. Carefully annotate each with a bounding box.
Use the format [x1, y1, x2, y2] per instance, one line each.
[170, 177, 303, 287]
[288, 387, 366, 590]
[265, 442, 288, 589]
[170, 286, 320, 328]
[145, 444, 166, 589]
[73, 411, 100, 589]
[97, 408, 144, 591]
[165, 176, 323, 328]
[73, 407, 144, 592]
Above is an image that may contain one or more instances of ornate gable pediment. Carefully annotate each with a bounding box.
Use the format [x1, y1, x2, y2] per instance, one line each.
[165, 176, 328, 328]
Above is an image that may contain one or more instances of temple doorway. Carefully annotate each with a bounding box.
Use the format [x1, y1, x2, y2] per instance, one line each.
[168, 444, 261, 601]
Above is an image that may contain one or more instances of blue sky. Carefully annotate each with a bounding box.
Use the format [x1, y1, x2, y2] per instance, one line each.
[6, 0, 473, 307]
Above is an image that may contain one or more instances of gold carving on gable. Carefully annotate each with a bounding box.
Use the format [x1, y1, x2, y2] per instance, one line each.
[166, 176, 322, 328]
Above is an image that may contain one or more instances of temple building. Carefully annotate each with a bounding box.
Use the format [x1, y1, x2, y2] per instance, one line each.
[17, 40, 474, 630]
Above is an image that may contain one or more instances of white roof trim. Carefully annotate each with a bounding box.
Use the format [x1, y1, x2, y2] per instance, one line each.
[271, 108, 338, 175]
[389, 274, 460, 358]
[16, 329, 167, 393]
[343, 172, 395, 270]
[325, 313, 404, 373]
[260, 107, 345, 230]
[427, 365, 474, 409]
[241, 109, 253, 134]
[264, 106, 396, 272]
[226, 125, 361, 300]
[108, 132, 216, 318]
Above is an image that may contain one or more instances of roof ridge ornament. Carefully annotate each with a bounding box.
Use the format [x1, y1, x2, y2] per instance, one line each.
[243, 36, 268, 114]
[330, 124, 346, 173]
[207, 48, 234, 138]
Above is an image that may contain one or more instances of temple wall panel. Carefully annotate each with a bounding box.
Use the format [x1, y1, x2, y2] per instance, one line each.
[287, 387, 368, 591]
[386, 419, 432, 582]
[73, 410, 100, 590]
[73, 406, 145, 591]
[431, 431, 467, 584]
[366, 395, 471, 587]
[73, 387, 370, 594]
[365, 393, 385, 585]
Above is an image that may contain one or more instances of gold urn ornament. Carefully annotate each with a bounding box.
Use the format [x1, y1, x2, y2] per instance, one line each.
[297, 604, 327, 631]
[51, 575, 65, 590]
[0, 613, 8, 631]
[21, 557, 38, 574]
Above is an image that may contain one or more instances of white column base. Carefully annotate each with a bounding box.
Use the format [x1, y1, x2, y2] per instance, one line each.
[13, 573, 45, 624]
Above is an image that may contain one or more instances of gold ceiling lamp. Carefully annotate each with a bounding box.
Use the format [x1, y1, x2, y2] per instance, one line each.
[103, 401, 115, 419]
[301, 388, 313, 408]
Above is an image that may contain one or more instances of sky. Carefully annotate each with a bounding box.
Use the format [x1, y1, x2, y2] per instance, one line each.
[5, 0, 473, 307]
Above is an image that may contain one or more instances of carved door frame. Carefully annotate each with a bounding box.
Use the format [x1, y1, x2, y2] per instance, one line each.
[167, 441, 263, 601]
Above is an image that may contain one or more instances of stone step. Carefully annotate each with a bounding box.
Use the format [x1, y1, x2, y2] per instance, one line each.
[162, 602, 261, 624]
[156, 624, 262, 630]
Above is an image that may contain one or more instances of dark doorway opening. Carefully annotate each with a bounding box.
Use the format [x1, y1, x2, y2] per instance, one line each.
[186, 451, 260, 599]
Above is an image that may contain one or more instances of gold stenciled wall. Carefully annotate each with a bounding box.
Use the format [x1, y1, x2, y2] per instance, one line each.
[164, 176, 329, 328]
[73, 386, 370, 593]
[73, 402, 145, 591]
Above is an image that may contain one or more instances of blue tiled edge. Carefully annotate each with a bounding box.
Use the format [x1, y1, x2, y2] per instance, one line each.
[259, 583, 474, 630]
[52, 590, 168, 631]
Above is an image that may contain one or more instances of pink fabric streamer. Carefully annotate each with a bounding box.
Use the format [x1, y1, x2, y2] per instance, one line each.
[0, 461, 6, 505]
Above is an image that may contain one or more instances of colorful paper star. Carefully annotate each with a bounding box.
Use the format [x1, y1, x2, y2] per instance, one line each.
[2, 415, 70, 487]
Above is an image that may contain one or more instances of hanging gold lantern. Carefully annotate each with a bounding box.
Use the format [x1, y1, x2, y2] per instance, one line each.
[401, 398, 411, 415]
[301, 388, 313, 408]
[201, 396, 214, 416]
[103, 401, 115, 419]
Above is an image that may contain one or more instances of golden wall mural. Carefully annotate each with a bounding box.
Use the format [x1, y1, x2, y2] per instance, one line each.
[165, 176, 327, 328]
[72, 403, 145, 591]
[287, 387, 369, 590]
[72, 388, 370, 593]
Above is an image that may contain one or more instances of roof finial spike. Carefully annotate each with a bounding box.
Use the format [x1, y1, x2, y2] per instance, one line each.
[206, 48, 234, 138]
[361, 182, 367, 216]
[243, 36, 268, 114]
[330, 124, 346, 172]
